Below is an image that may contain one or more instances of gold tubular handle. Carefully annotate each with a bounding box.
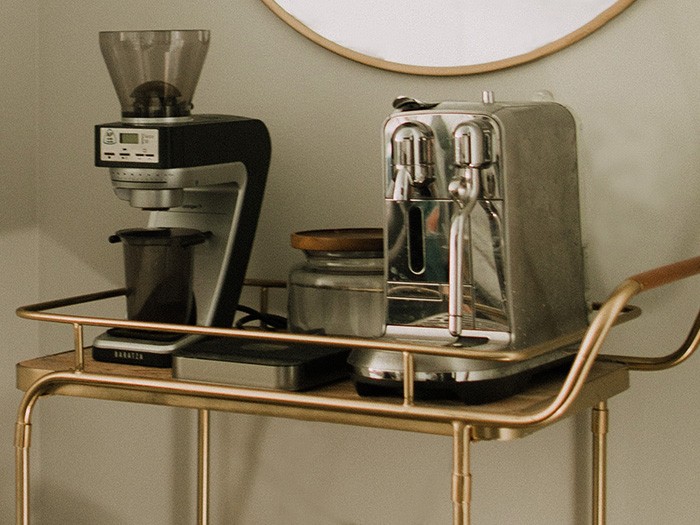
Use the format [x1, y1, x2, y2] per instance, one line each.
[629, 256, 700, 291]
[601, 309, 700, 371]
[600, 255, 700, 371]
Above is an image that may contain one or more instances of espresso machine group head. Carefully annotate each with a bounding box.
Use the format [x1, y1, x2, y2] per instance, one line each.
[93, 30, 270, 366]
[350, 92, 588, 402]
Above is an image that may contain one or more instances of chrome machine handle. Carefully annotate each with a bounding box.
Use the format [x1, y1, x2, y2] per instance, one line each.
[390, 122, 435, 201]
[448, 121, 487, 336]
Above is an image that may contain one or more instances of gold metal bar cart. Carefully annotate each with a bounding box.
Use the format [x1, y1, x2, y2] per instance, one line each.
[14, 256, 700, 525]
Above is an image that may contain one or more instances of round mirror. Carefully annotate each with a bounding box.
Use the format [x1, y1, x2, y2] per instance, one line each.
[262, 0, 636, 75]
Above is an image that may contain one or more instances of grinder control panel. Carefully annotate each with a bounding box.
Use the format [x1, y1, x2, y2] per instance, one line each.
[99, 127, 159, 164]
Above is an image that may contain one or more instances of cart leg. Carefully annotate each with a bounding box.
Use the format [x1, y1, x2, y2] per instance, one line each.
[198, 409, 210, 525]
[15, 420, 31, 525]
[592, 401, 608, 525]
[452, 422, 472, 525]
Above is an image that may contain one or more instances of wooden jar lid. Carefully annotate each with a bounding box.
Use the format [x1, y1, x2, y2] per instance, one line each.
[290, 228, 383, 252]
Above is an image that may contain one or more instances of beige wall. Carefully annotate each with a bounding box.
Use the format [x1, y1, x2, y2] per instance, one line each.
[2, 0, 698, 523]
[1, 1, 39, 519]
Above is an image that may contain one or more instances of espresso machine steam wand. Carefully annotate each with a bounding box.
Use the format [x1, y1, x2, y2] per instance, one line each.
[448, 122, 484, 336]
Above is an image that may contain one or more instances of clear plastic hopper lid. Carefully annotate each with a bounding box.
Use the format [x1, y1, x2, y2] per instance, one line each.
[99, 30, 210, 119]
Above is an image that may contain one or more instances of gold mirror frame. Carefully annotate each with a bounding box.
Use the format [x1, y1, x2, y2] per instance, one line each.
[261, 0, 636, 76]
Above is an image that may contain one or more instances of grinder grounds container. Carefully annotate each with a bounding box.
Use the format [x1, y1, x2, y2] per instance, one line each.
[110, 227, 209, 325]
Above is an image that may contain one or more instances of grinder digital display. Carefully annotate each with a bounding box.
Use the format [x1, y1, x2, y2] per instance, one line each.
[119, 132, 139, 144]
[98, 126, 159, 164]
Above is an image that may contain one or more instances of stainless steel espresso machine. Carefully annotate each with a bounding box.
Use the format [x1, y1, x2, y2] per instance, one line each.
[350, 93, 588, 402]
[92, 30, 270, 367]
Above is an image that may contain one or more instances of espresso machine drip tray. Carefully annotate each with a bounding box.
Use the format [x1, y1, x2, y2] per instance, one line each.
[350, 343, 577, 405]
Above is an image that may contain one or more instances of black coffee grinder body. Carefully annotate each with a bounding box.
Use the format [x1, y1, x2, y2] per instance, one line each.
[92, 31, 270, 366]
[93, 115, 270, 366]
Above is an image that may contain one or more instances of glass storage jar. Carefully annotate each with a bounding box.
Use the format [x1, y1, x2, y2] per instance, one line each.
[288, 228, 384, 337]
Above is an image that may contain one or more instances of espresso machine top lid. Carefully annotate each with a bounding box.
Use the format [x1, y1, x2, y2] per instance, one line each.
[99, 30, 210, 120]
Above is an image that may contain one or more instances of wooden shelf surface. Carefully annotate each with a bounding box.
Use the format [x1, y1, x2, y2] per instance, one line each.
[16, 349, 629, 441]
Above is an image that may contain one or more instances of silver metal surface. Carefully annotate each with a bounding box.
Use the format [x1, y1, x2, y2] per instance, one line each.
[366, 95, 589, 386]
[448, 119, 485, 335]
[122, 116, 194, 125]
[109, 162, 246, 210]
[123, 188, 184, 209]
[389, 121, 436, 200]
[348, 345, 574, 383]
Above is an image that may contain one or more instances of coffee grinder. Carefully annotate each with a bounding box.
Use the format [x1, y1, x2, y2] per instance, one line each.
[92, 30, 270, 366]
[350, 93, 588, 402]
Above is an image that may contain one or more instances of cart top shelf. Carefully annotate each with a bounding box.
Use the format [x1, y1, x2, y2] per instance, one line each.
[14, 256, 699, 442]
[16, 349, 629, 441]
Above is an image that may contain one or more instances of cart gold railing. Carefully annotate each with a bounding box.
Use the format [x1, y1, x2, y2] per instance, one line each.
[14, 256, 700, 525]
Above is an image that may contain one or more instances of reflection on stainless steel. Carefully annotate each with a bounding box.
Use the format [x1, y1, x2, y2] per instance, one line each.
[448, 120, 487, 335]
[383, 95, 586, 348]
[478, 200, 506, 309]
[389, 121, 436, 200]
[359, 94, 593, 401]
